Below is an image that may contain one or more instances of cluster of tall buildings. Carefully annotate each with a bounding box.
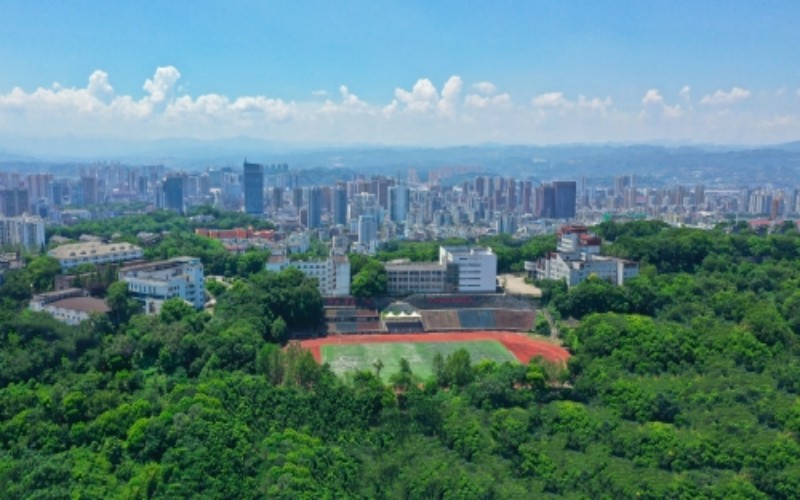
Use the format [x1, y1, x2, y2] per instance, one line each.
[0, 215, 45, 250]
[235, 170, 578, 251]
[0, 166, 166, 220]
[576, 174, 800, 222]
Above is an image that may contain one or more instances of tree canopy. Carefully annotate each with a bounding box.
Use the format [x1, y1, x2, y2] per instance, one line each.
[1, 221, 800, 497]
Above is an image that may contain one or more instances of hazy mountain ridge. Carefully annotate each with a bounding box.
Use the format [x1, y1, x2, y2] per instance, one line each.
[1, 138, 799, 186]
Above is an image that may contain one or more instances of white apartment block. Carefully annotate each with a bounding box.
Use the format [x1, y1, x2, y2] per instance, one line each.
[530, 226, 639, 287]
[266, 252, 350, 297]
[535, 252, 639, 287]
[0, 215, 45, 251]
[118, 257, 205, 314]
[49, 241, 144, 270]
[439, 246, 498, 293]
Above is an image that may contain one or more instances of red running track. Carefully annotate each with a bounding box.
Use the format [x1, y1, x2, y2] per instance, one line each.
[298, 331, 570, 365]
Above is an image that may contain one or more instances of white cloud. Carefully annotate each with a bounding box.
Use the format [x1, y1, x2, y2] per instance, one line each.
[759, 115, 797, 129]
[642, 89, 664, 106]
[533, 92, 569, 108]
[700, 86, 751, 105]
[465, 93, 511, 109]
[641, 88, 683, 118]
[142, 66, 180, 104]
[662, 104, 684, 118]
[532, 92, 611, 112]
[438, 76, 463, 115]
[1, 66, 799, 146]
[394, 78, 439, 113]
[473, 81, 497, 95]
[87, 70, 114, 100]
[339, 85, 366, 107]
[318, 85, 372, 115]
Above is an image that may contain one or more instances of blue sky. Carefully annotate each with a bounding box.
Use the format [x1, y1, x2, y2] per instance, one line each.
[1, 1, 799, 146]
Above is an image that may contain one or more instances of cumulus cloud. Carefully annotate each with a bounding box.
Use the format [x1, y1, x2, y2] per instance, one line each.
[700, 86, 751, 105]
[87, 70, 114, 100]
[641, 88, 683, 118]
[438, 76, 463, 115]
[339, 85, 366, 107]
[642, 89, 664, 106]
[465, 92, 511, 109]
[1, 66, 799, 145]
[143, 66, 180, 104]
[533, 92, 569, 108]
[532, 92, 611, 112]
[388, 76, 472, 116]
[394, 78, 440, 113]
[318, 85, 372, 115]
[473, 81, 497, 95]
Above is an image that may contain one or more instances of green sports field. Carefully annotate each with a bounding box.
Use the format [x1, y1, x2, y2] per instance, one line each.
[321, 340, 517, 381]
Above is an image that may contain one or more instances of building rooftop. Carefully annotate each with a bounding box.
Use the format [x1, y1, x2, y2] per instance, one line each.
[385, 261, 446, 272]
[441, 245, 493, 255]
[119, 256, 201, 273]
[33, 288, 84, 300]
[49, 297, 110, 314]
[49, 242, 142, 260]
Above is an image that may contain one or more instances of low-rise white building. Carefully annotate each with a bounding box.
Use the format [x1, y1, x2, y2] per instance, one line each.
[118, 257, 205, 314]
[0, 215, 45, 251]
[534, 252, 639, 287]
[266, 251, 350, 297]
[49, 241, 144, 270]
[29, 288, 110, 325]
[385, 260, 449, 295]
[439, 246, 497, 293]
[530, 225, 639, 287]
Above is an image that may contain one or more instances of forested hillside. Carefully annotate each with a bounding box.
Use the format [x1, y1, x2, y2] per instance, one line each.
[1, 221, 800, 498]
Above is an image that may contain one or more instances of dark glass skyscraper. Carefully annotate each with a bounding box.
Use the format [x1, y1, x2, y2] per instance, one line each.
[553, 181, 577, 218]
[535, 181, 576, 219]
[162, 174, 186, 214]
[307, 186, 322, 229]
[243, 161, 264, 215]
[332, 184, 347, 225]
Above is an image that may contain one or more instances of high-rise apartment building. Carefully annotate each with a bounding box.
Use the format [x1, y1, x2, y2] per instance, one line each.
[162, 174, 186, 214]
[243, 161, 264, 215]
[292, 187, 303, 209]
[306, 186, 322, 229]
[0, 189, 29, 216]
[553, 181, 577, 218]
[536, 181, 576, 219]
[271, 187, 284, 213]
[358, 215, 378, 249]
[389, 185, 410, 222]
[332, 184, 347, 225]
[0, 215, 45, 250]
[81, 177, 99, 206]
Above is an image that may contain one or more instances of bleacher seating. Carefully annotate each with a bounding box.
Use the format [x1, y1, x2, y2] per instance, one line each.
[494, 309, 536, 331]
[421, 310, 461, 330]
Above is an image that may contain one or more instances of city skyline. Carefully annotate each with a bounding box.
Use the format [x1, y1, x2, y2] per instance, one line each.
[1, 2, 800, 146]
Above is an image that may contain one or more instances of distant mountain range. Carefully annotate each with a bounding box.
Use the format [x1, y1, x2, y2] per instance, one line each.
[1, 137, 799, 187]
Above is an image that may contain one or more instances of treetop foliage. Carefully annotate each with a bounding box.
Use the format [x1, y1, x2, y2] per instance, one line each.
[1, 220, 800, 497]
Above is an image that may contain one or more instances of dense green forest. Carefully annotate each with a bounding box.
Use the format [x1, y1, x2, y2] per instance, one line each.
[2, 220, 800, 498]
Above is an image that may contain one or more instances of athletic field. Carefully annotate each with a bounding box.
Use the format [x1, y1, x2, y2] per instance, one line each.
[300, 331, 570, 382]
[321, 340, 515, 381]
